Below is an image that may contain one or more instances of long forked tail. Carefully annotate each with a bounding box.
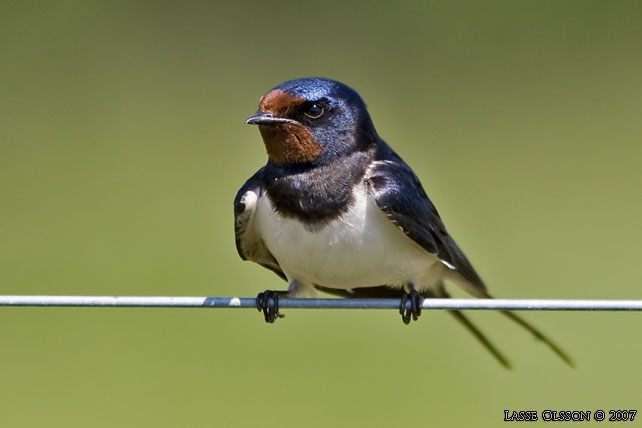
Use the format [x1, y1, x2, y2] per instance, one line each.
[499, 309, 574, 367]
[314, 283, 574, 367]
[435, 286, 574, 368]
[429, 287, 511, 368]
[446, 309, 512, 369]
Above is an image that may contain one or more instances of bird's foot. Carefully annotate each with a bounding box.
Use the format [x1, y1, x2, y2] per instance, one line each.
[256, 290, 285, 323]
[400, 289, 424, 324]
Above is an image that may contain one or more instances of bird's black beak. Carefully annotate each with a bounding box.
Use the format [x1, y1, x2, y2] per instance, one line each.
[245, 112, 300, 126]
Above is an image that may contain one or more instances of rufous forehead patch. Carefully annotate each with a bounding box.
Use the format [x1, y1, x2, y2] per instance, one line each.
[259, 90, 306, 116]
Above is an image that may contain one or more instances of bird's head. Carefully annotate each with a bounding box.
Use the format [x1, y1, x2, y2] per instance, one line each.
[246, 78, 377, 166]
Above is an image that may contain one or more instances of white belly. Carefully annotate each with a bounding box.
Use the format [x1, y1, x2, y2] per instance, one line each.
[254, 183, 445, 290]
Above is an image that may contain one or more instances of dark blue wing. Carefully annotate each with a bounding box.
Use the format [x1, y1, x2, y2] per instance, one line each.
[234, 167, 286, 281]
[366, 154, 487, 292]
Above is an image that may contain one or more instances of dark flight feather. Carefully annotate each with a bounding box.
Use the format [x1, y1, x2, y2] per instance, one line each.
[366, 148, 486, 292]
[365, 147, 573, 367]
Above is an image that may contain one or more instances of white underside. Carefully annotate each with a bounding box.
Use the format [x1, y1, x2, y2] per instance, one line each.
[252, 182, 448, 295]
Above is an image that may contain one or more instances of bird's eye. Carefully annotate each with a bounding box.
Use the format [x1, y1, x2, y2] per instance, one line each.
[304, 103, 325, 119]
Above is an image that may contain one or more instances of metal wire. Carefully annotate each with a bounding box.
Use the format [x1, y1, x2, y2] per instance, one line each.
[1, 295, 642, 311]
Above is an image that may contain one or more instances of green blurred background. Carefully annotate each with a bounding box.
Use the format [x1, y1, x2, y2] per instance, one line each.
[1, 1, 641, 426]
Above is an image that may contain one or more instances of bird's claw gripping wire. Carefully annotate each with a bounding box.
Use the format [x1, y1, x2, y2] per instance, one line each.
[400, 289, 423, 324]
[256, 290, 285, 323]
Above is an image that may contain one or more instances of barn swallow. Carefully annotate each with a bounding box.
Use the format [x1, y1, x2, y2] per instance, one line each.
[235, 77, 572, 367]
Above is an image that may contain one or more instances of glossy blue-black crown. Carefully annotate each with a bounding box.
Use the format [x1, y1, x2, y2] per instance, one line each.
[273, 78, 367, 111]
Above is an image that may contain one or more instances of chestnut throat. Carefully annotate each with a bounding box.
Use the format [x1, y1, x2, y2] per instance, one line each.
[259, 123, 323, 165]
